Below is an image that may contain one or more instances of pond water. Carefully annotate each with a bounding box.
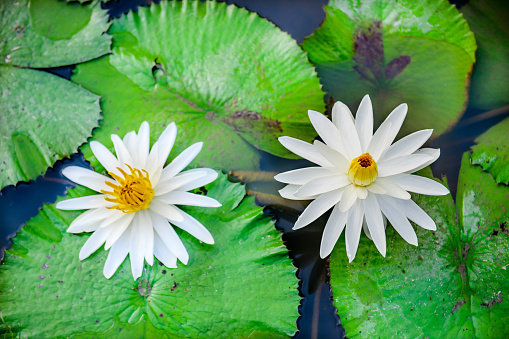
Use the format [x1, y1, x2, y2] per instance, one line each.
[1, 0, 508, 338]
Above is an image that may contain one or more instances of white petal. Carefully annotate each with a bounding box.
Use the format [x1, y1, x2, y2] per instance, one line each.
[294, 175, 350, 198]
[355, 186, 368, 199]
[381, 103, 408, 147]
[355, 94, 373, 152]
[363, 194, 386, 257]
[155, 169, 208, 196]
[111, 134, 133, 169]
[377, 154, 434, 177]
[362, 217, 371, 240]
[78, 226, 114, 260]
[103, 227, 130, 279]
[377, 195, 418, 245]
[338, 184, 357, 212]
[374, 177, 411, 200]
[144, 142, 160, 180]
[332, 100, 354, 128]
[366, 181, 387, 195]
[345, 200, 363, 262]
[56, 195, 111, 210]
[397, 198, 436, 230]
[156, 122, 177, 168]
[293, 190, 343, 230]
[97, 209, 125, 229]
[67, 208, 117, 233]
[129, 213, 145, 280]
[313, 141, 350, 172]
[161, 168, 218, 193]
[104, 213, 135, 250]
[90, 141, 123, 177]
[160, 142, 203, 182]
[149, 200, 184, 222]
[137, 121, 150, 168]
[379, 129, 433, 162]
[62, 166, 115, 192]
[153, 232, 178, 268]
[366, 120, 392, 161]
[123, 131, 138, 165]
[279, 184, 316, 201]
[279, 136, 333, 167]
[151, 213, 189, 264]
[170, 208, 214, 244]
[320, 205, 348, 258]
[140, 210, 154, 266]
[337, 102, 362, 160]
[157, 191, 221, 207]
[308, 110, 346, 155]
[407, 148, 440, 173]
[388, 174, 449, 196]
[274, 167, 335, 185]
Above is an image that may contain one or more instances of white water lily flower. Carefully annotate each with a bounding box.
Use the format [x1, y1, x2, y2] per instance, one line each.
[56, 121, 220, 279]
[275, 95, 449, 261]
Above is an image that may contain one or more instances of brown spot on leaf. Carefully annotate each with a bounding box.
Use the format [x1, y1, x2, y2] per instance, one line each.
[170, 281, 178, 292]
[451, 300, 466, 315]
[385, 56, 411, 80]
[481, 291, 503, 309]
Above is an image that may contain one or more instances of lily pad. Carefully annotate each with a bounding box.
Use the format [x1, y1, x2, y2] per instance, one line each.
[301, 0, 476, 136]
[471, 117, 509, 185]
[461, 0, 509, 110]
[0, 173, 299, 337]
[0, 0, 111, 68]
[0, 66, 101, 188]
[71, 0, 324, 171]
[328, 155, 509, 337]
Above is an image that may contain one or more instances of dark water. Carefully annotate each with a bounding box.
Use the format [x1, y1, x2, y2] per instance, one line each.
[1, 0, 508, 338]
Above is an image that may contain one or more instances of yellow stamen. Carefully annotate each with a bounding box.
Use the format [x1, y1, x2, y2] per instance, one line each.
[101, 164, 154, 213]
[348, 152, 378, 187]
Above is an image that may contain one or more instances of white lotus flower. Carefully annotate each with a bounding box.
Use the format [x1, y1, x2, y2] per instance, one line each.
[56, 121, 220, 279]
[275, 95, 449, 261]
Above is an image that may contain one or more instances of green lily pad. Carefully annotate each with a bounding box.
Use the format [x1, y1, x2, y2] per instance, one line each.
[471, 117, 509, 185]
[301, 0, 476, 136]
[0, 0, 111, 68]
[71, 0, 324, 171]
[329, 155, 509, 337]
[461, 0, 509, 110]
[0, 173, 299, 337]
[0, 66, 101, 188]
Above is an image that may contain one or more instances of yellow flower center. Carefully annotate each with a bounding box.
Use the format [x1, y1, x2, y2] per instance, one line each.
[101, 164, 154, 213]
[348, 152, 378, 187]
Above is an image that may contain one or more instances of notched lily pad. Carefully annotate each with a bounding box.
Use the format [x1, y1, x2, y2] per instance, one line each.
[0, 173, 299, 338]
[301, 0, 476, 137]
[72, 0, 324, 171]
[328, 156, 509, 338]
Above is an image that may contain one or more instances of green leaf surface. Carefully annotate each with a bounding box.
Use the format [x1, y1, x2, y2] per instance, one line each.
[71, 0, 324, 171]
[0, 0, 111, 68]
[0, 66, 101, 188]
[471, 117, 509, 185]
[461, 0, 509, 110]
[0, 173, 299, 338]
[301, 0, 476, 136]
[329, 156, 509, 338]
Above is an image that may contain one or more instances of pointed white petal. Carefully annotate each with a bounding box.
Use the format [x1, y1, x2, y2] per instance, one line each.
[355, 186, 368, 199]
[294, 175, 350, 198]
[161, 168, 218, 193]
[338, 184, 357, 212]
[337, 103, 362, 160]
[129, 213, 145, 280]
[140, 211, 154, 266]
[374, 177, 411, 200]
[155, 169, 208, 196]
[388, 174, 449, 196]
[90, 141, 123, 176]
[104, 213, 135, 250]
[111, 134, 133, 169]
[151, 213, 189, 264]
[153, 232, 178, 268]
[362, 217, 372, 240]
[137, 121, 150, 168]
[274, 167, 334, 185]
[156, 122, 177, 168]
[379, 129, 433, 162]
[345, 200, 363, 262]
[320, 205, 348, 258]
[61, 166, 115, 192]
[123, 131, 138, 165]
[78, 226, 114, 260]
[355, 94, 373, 152]
[149, 200, 184, 222]
[308, 110, 346, 154]
[366, 120, 392, 161]
[160, 142, 203, 182]
[157, 191, 221, 207]
[313, 141, 350, 172]
[407, 148, 440, 173]
[382, 103, 408, 147]
[293, 190, 343, 230]
[377, 154, 434, 177]
[332, 100, 354, 128]
[397, 198, 436, 230]
[56, 195, 111, 210]
[366, 181, 387, 195]
[144, 142, 160, 180]
[67, 208, 117, 233]
[170, 208, 214, 244]
[279, 184, 316, 201]
[97, 209, 125, 229]
[378, 195, 418, 245]
[363, 194, 386, 256]
[279, 136, 333, 167]
[103, 227, 130, 279]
